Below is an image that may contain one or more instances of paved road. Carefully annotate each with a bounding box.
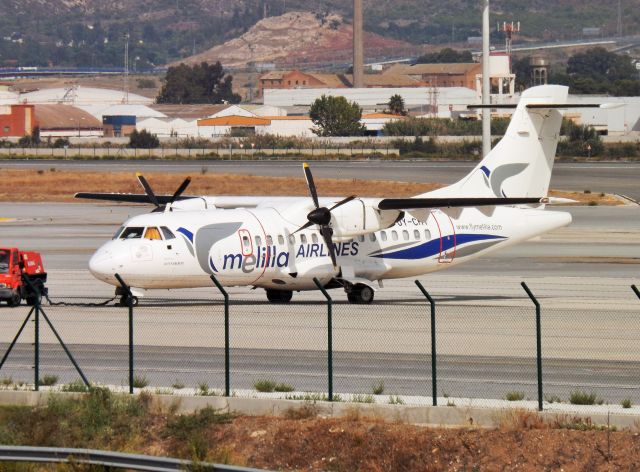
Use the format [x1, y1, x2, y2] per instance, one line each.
[2, 160, 640, 201]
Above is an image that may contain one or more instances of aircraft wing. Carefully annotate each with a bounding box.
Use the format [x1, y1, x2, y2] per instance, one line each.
[375, 196, 547, 210]
[74, 193, 195, 204]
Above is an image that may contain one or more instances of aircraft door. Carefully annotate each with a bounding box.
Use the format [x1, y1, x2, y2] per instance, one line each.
[431, 210, 456, 263]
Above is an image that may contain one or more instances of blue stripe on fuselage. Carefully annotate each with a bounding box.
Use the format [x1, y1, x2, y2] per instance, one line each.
[370, 233, 505, 260]
[177, 227, 194, 243]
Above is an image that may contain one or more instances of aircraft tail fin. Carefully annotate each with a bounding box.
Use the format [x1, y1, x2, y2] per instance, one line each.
[421, 85, 569, 199]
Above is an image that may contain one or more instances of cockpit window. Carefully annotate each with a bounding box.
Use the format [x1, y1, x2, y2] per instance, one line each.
[144, 227, 162, 240]
[112, 226, 124, 240]
[120, 227, 144, 239]
[160, 227, 175, 240]
[0, 250, 9, 274]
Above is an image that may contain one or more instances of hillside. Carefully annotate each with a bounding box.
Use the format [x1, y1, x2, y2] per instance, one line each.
[1, 0, 638, 68]
[174, 12, 417, 68]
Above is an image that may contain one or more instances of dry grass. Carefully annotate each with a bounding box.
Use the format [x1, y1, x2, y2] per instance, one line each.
[0, 390, 637, 471]
[0, 169, 621, 205]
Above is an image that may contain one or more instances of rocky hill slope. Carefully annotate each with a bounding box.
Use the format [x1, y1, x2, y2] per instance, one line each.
[174, 11, 416, 68]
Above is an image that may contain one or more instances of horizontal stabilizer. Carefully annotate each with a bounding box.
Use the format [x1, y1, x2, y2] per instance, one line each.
[377, 197, 546, 210]
[75, 192, 193, 204]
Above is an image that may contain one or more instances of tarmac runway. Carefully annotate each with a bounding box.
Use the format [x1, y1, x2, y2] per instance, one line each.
[0, 161, 639, 404]
[2, 159, 640, 200]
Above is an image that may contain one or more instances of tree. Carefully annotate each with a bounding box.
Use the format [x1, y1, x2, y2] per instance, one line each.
[129, 129, 159, 149]
[415, 48, 473, 64]
[567, 47, 636, 83]
[387, 94, 406, 116]
[156, 62, 242, 104]
[309, 95, 366, 137]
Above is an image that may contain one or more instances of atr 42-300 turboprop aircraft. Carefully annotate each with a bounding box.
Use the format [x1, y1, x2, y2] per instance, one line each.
[79, 85, 584, 305]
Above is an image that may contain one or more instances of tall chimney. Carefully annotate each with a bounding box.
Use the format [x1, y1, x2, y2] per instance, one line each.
[353, 0, 364, 88]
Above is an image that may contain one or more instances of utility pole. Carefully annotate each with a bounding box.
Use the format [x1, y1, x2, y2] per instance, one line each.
[123, 33, 129, 104]
[617, 0, 623, 38]
[482, 0, 491, 157]
[353, 0, 364, 88]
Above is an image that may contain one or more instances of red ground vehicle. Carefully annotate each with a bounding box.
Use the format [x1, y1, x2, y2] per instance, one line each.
[0, 248, 48, 306]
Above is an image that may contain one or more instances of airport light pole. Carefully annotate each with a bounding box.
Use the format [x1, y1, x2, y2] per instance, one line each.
[482, 0, 491, 157]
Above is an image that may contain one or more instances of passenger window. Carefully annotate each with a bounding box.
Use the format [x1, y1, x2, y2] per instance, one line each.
[311, 233, 318, 244]
[160, 227, 175, 240]
[425, 230, 431, 240]
[120, 227, 144, 239]
[369, 233, 376, 242]
[402, 230, 409, 241]
[112, 226, 124, 240]
[380, 231, 388, 242]
[255, 236, 262, 247]
[278, 235, 284, 245]
[288, 234, 295, 244]
[358, 235, 365, 242]
[266, 235, 273, 246]
[144, 227, 162, 240]
[242, 236, 250, 248]
[414, 229, 420, 240]
[300, 234, 307, 244]
[392, 231, 398, 241]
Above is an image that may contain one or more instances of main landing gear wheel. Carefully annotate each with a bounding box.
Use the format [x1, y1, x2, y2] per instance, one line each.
[347, 284, 374, 305]
[266, 289, 293, 303]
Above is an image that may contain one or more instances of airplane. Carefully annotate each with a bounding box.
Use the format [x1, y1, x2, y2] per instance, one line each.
[79, 85, 579, 306]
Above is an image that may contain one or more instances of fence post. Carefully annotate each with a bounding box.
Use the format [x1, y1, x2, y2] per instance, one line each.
[632, 285, 640, 300]
[210, 275, 230, 397]
[34, 299, 40, 391]
[115, 274, 135, 394]
[415, 280, 437, 406]
[313, 278, 333, 401]
[521, 282, 543, 411]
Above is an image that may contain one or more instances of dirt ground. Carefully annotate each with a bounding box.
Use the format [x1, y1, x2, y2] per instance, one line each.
[0, 169, 621, 205]
[152, 410, 640, 472]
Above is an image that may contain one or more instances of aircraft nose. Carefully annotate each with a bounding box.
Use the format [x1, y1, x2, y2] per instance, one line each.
[89, 248, 115, 280]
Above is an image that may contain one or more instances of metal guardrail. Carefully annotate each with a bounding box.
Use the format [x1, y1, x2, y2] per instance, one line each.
[0, 446, 268, 472]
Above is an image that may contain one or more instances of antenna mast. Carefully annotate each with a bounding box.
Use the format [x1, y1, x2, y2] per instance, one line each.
[498, 21, 520, 73]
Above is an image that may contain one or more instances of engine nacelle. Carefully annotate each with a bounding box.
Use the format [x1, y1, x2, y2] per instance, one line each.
[330, 199, 400, 239]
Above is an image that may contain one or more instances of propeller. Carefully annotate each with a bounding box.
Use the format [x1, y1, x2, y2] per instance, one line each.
[294, 163, 356, 268]
[136, 173, 192, 212]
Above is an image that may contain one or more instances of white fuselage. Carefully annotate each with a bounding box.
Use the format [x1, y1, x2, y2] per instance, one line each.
[89, 198, 571, 292]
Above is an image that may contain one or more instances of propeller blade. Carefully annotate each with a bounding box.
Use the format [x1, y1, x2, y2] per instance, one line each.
[320, 225, 338, 269]
[293, 221, 314, 234]
[169, 177, 192, 204]
[303, 162, 320, 209]
[136, 173, 159, 207]
[328, 195, 357, 212]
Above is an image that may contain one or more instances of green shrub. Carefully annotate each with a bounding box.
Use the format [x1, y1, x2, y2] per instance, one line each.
[621, 398, 633, 409]
[254, 379, 276, 393]
[172, 381, 185, 390]
[132, 375, 149, 389]
[569, 390, 602, 405]
[372, 380, 385, 395]
[52, 138, 70, 148]
[129, 129, 159, 149]
[505, 391, 525, 401]
[61, 379, 89, 393]
[1, 377, 12, 387]
[350, 394, 375, 403]
[388, 395, 405, 405]
[39, 375, 59, 387]
[274, 383, 295, 393]
[544, 394, 562, 404]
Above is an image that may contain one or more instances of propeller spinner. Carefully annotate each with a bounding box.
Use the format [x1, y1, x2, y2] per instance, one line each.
[294, 163, 356, 268]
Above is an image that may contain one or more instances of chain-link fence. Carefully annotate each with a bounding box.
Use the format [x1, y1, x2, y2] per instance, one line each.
[1, 275, 639, 411]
